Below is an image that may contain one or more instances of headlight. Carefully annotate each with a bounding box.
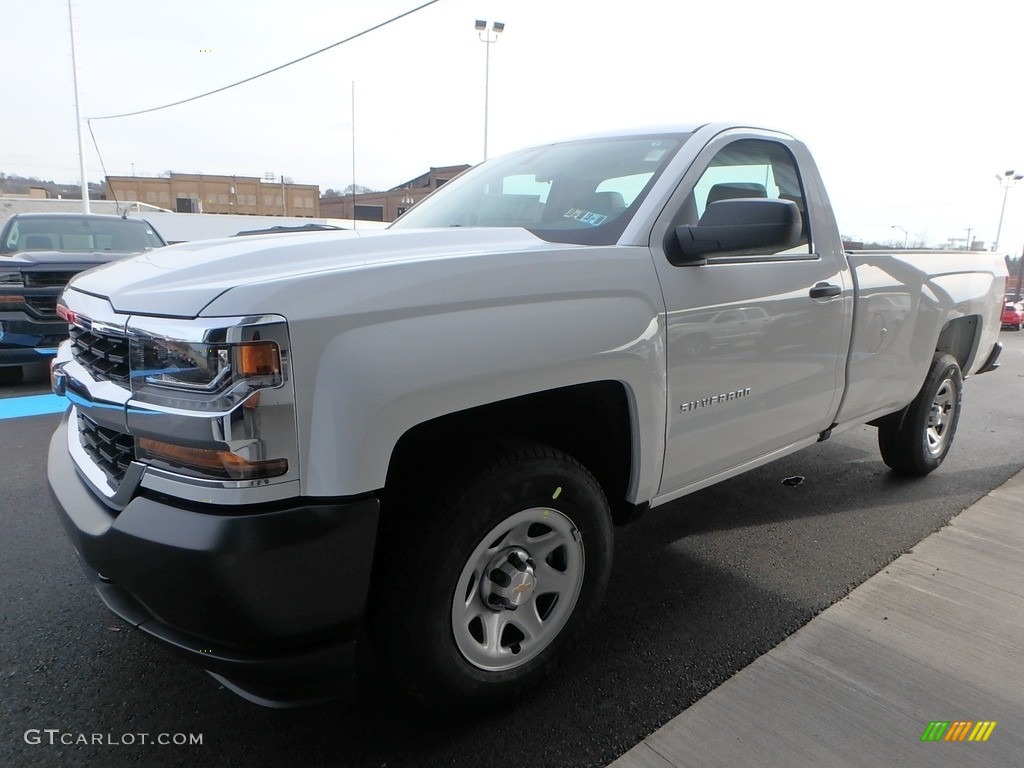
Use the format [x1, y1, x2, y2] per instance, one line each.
[135, 337, 282, 393]
[125, 315, 297, 484]
[128, 316, 288, 411]
[0, 271, 24, 307]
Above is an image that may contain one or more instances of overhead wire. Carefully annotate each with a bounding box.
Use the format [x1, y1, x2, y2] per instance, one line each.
[88, 0, 442, 121]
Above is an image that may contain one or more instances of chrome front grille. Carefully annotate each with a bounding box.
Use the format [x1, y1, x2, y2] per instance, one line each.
[77, 412, 135, 487]
[25, 295, 58, 317]
[70, 325, 130, 383]
[23, 271, 79, 288]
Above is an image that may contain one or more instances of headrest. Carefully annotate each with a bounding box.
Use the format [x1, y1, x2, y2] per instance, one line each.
[706, 182, 767, 205]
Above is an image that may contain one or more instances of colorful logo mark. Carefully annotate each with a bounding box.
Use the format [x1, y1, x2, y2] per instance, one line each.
[921, 721, 997, 742]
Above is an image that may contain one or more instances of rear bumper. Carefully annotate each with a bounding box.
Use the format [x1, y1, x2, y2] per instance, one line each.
[976, 341, 1002, 375]
[47, 412, 381, 706]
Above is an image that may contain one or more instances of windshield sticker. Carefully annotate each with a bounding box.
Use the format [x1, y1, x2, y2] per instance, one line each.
[563, 208, 608, 226]
[644, 149, 668, 162]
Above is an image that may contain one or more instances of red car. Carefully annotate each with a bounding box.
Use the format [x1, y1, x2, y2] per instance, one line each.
[1003, 302, 1024, 330]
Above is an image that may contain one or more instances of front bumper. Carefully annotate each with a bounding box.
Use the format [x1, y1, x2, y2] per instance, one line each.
[47, 412, 380, 707]
[0, 315, 65, 364]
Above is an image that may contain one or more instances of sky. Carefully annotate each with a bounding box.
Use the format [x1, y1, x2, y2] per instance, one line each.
[3, 0, 1024, 253]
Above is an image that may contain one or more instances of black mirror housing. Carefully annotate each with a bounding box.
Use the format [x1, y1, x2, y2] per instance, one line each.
[674, 198, 802, 263]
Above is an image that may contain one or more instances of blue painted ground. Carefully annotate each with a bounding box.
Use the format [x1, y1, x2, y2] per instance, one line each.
[0, 394, 68, 420]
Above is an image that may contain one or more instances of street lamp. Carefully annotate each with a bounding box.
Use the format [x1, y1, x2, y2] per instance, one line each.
[67, 0, 90, 213]
[475, 19, 505, 161]
[993, 170, 1024, 254]
[891, 225, 908, 248]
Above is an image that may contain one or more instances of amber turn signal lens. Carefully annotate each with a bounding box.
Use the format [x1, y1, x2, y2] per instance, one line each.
[237, 342, 281, 377]
[138, 437, 288, 480]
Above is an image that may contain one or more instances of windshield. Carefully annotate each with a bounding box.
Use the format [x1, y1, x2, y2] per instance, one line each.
[390, 134, 690, 245]
[0, 216, 166, 255]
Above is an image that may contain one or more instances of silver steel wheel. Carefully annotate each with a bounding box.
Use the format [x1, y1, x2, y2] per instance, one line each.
[452, 507, 585, 672]
[925, 377, 958, 456]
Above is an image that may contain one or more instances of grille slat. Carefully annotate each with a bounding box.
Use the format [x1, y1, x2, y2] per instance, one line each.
[77, 413, 135, 487]
[23, 271, 79, 288]
[25, 295, 58, 317]
[70, 326, 130, 383]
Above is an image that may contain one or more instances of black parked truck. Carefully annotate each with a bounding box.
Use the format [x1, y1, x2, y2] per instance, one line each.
[0, 213, 165, 383]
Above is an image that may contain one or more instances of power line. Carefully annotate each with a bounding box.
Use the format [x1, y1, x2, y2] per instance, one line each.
[88, 0, 442, 121]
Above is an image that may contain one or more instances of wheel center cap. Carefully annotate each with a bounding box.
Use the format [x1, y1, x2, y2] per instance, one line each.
[507, 571, 536, 605]
[483, 547, 537, 610]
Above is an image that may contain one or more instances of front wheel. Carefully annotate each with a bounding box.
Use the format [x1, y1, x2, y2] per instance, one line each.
[877, 353, 963, 476]
[371, 443, 613, 708]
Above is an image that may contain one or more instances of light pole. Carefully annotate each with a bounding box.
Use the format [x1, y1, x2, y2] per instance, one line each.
[891, 225, 908, 248]
[993, 170, 1023, 253]
[475, 19, 505, 161]
[67, 0, 90, 213]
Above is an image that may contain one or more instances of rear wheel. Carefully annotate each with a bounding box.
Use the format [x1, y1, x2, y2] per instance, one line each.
[372, 443, 613, 708]
[878, 353, 962, 476]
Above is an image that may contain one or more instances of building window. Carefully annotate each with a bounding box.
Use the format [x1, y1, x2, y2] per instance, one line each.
[354, 204, 384, 221]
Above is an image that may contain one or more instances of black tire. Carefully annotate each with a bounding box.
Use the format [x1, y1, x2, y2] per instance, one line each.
[0, 366, 24, 385]
[877, 353, 962, 476]
[371, 442, 613, 709]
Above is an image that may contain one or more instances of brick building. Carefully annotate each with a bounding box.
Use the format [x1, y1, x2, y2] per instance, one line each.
[320, 165, 471, 222]
[105, 173, 321, 217]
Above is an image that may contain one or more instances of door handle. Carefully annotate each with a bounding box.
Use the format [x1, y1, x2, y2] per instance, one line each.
[809, 282, 842, 299]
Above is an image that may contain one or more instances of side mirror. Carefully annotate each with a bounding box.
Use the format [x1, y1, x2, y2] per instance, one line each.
[673, 198, 802, 264]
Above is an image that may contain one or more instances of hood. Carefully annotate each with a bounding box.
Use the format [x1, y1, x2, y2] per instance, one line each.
[68, 228, 555, 317]
[2, 250, 141, 267]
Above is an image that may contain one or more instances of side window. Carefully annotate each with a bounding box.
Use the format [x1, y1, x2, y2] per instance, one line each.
[679, 138, 811, 258]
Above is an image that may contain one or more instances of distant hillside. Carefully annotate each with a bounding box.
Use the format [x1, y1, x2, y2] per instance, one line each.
[0, 173, 105, 199]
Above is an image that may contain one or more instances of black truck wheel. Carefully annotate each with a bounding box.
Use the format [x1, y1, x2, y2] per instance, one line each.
[878, 353, 962, 476]
[372, 443, 613, 708]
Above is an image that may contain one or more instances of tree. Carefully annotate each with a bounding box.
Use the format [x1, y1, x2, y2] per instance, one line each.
[343, 183, 376, 194]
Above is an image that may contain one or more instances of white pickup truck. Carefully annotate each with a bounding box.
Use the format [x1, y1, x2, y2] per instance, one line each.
[47, 124, 1006, 709]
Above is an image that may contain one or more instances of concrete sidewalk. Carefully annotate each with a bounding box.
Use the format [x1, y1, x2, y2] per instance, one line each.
[610, 470, 1024, 768]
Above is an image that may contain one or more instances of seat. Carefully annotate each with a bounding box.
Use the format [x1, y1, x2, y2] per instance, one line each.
[23, 235, 54, 250]
[705, 182, 767, 205]
[109, 233, 144, 251]
[577, 191, 626, 217]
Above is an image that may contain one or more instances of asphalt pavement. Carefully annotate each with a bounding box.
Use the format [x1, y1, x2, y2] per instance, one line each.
[1, 333, 1023, 767]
